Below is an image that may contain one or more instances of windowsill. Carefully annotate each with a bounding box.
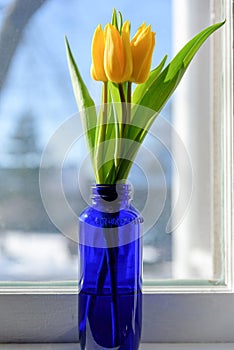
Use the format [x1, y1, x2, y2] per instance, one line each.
[0, 344, 233, 349]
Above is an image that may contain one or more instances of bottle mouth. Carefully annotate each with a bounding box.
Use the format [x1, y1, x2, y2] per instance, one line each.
[92, 183, 132, 202]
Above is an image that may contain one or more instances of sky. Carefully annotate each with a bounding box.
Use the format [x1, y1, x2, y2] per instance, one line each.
[0, 0, 172, 165]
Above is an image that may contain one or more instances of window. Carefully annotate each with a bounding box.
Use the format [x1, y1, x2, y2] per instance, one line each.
[0, 0, 233, 343]
[0, 0, 172, 283]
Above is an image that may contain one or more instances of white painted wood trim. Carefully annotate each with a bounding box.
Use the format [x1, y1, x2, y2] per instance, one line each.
[0, 344, 233, 350]
[1, 292, 234, 343]
[172, 0, 213, 280]
[0, 344, 234, 350]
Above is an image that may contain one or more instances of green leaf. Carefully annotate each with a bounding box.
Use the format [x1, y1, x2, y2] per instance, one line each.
[117, 21, 225, 182]
[118, 11, 123, 33]
[133, 21, 225, 113]
[132, 54, 168, 106]
[112, 8, 118, 29]
[65, 36, 97, 155]
[126, 55, 168, 153]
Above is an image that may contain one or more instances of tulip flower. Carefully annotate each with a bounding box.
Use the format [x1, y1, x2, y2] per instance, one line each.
[66, 7, 224, 184]
[91, 25, 108, 82]
[130, 23, 156, 84]
[104, 21, 132, 83]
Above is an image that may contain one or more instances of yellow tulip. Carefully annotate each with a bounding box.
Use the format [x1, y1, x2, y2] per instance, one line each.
[91, 24, 107, 82]
[90, 19, 155, 85]
[104, 21, 132, 83]
[130, 23, 156, 84]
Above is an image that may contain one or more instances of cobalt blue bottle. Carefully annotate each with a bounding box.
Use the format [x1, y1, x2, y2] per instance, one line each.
[78, 183, 143, 350]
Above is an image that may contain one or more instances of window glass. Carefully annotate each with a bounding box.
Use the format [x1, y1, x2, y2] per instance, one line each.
[0, 0, 223, 284]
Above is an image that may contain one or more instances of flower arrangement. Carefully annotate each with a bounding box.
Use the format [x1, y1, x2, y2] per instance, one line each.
[65, 11, 224, 349]
[65, 9, 224, 184]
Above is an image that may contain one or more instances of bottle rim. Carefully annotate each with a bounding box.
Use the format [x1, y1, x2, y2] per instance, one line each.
[91, 183, 132, 203]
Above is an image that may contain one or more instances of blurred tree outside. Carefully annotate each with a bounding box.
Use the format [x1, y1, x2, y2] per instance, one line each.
[0, 0, 54, 234]
[0, 112, 52, 232]
[8, 112, 41, 166]
[0, 0, 48, 93]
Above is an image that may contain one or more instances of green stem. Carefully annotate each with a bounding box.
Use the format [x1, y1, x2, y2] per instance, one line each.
[126, 82, 132, 127]
[114, 82, 132, 183]
[117, 83, 127, 181]
[118, 84, 127, 135]
[101, 81, 108, 140]
[118, 83, 127, 127]
[96, 82, 108, 183]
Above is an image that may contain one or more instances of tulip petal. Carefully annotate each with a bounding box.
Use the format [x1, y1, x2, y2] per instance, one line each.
[121, 21, 133, 82]
[91, 24, 107, 81]
[131, 24, 156, 83]
[104, 24, 125, 83]
[134, 32, 156, 83]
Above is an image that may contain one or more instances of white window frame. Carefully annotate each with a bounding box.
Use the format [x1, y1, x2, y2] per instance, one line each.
[0, 0, 232, 343]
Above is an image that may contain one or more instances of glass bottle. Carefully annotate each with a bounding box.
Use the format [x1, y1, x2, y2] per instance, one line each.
[78, 183, 143, 350]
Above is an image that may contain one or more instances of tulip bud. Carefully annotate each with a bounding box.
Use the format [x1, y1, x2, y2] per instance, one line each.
[91, 25, 108, 82]
[130, 23, 156, 84]
[104, 22, 132, 83]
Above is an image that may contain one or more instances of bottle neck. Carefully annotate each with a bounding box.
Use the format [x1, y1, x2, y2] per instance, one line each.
[91, 184, 132, 212]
